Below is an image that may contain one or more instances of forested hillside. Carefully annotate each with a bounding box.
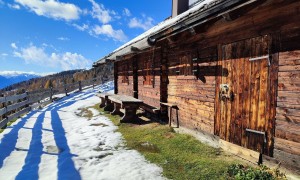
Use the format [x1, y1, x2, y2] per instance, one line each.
[1, 62, 113, 93]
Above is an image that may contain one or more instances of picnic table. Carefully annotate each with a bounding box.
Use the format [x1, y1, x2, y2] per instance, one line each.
[108, 95, 143, 122]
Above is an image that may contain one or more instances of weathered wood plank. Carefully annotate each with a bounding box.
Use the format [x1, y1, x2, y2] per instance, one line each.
[274, 137, 300, 156]
[7, 107, 31, 122]
[276, 107, 300, 118]
[241, 39, 252, 148]
[0, 97, 5, 104]
[277, 102, 300, 109]
[219, 139, 260, 164]
[279, 65, 300, 71]
[5, 93, 27, 102]
[279, 50, 300, 63]
[6, 100, 29, 112]
[275, 123, 300, 143]
[0, 107, 7, 117]
[0, 118, 8, 129]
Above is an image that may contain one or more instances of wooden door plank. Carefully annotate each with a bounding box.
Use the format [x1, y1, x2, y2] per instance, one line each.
[242, 39, 252, 148]
[230, 42, 237, 143]
[214, 45, 223, 136]
[249, 37, 262, 151]
[225, 44, 232, 142]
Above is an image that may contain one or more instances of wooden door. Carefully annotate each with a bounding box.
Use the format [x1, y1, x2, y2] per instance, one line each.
[215, 35, 275, 156]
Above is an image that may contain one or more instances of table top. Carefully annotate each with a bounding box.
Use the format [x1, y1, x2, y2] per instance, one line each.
[96, 92, 114, 98]
[160, 102, 178, 107]
[108, 95, 143, 104]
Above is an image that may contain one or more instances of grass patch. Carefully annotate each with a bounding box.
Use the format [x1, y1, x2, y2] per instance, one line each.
[93, 103, 286, 179]
[227, 164, 286, 179]
[75, 108, 93, 120]
[95, 104, 236, 179]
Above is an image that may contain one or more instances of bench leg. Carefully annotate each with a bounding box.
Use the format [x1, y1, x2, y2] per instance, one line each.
[104, 100, 114, 112]
[120, 107, 138, 122]
[176, 109, 179, 128]
[99, 97, 106, 108]
[111, 103, 122, 115]
[169, 107, 173, 127]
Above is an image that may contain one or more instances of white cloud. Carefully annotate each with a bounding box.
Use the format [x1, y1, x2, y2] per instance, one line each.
[0, 0, 4, 5]
[1, 53, 8, 57]
[11, 43, 18, 49]
[8, 3, 20, 9]
[57, 37, 69, 41]
[123, 8, 131, 17]
[72, 23, 89, 31]
[13, 44, 91, 71]
[92, 24, 127, 42]
[15, 0, 81, 21]
[89, 0, 111, 24]
[129, 16, 155, 31]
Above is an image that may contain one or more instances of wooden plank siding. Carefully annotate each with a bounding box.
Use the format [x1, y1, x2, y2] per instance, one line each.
[136, 48, 162, 108]
[274, 49, 300, 169]
[117, 59, 134, 97]
[112, 0, 300, 167]
[167, 45, 217, 134]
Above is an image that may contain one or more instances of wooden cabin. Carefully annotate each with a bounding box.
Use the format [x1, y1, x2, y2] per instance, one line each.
[95, 0, 300, 170]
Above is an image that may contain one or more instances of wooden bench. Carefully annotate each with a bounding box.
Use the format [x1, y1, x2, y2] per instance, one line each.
[161, 102, 179, 127]
[108, 95, 143, 122]
[96, 93, 114, 111]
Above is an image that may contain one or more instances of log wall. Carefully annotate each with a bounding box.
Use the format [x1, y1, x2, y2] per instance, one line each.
[167, 45, 217, 134]
[136, 49, 162, 108]
[113, 0, 300, 169]
[274, 49, 300, 169]
[117, 59, 134, 97]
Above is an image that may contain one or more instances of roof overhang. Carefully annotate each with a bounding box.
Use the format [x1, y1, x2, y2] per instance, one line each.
[93, 0, 258, 66]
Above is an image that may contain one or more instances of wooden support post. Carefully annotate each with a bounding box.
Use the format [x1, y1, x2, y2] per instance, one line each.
[99, 97, 106, 108]
[169, 107, 172, 127]
[111, 103, 121, 115]
[104, 100, 114, 112]
[79, 81, 82, 91]
[121, 105, 139, 123]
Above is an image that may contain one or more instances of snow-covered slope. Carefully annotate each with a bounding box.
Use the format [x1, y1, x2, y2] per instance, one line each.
[0, 81, 165, 179]
[0, 71, 41, 89]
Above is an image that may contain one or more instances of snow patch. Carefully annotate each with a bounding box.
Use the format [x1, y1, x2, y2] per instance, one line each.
[0, 81, 165, 179]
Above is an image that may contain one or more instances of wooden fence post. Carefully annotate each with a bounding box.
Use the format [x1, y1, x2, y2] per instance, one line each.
[64, 84, 68, 96]
[1, 94, 7, 129]
[79, 81, 82, 91]
[50, 87, 53, 102]
[24, 91, 29, 109]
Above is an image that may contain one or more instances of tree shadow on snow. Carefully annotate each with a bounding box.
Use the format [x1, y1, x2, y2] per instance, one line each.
[4, 86, 106, 179]
[14, 87, 104, 180]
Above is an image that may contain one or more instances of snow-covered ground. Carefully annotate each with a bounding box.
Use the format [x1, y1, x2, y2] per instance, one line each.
[0, 81, 164, 180]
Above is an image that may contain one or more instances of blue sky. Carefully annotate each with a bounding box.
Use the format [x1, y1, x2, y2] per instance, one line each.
[0, 0, 172, 75]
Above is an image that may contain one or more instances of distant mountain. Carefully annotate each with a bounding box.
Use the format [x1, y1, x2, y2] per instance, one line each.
[0, 71, 42, 89]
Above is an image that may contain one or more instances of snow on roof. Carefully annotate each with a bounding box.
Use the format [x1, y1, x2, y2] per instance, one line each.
[96, 0, 217, 64]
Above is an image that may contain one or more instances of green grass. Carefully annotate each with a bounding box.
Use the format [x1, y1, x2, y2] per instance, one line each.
[227, 164, 286, 180]
[92, 104, 237, 180]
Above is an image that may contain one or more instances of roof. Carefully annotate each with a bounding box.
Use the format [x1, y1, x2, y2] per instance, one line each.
[93, 0, 253, 66]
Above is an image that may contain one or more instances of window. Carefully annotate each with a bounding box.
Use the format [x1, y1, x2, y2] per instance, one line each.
[119, 61, 129, 84]
[143, 59, 154, 86]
